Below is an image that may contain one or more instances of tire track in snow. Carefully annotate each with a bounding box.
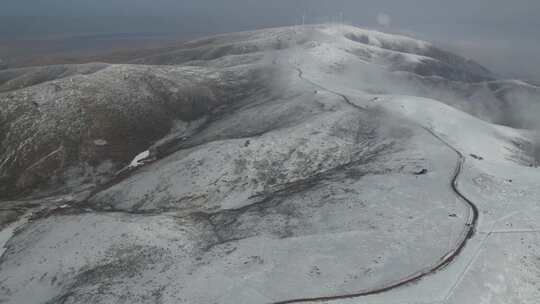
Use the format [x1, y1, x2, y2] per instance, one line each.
[271, 69, 480, 304]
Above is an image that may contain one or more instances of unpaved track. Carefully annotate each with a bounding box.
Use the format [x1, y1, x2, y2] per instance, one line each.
[271, 69, 480, 304]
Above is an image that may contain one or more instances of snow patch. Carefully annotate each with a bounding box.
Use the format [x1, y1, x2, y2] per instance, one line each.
[376, 95, 525, 163]
[129, 150, 150, 168]
[0, 214, 30, 257]
[93, 139, 108, 146]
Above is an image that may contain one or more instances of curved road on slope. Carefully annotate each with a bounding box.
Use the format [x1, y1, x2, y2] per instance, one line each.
[271, 68, 480, 304]
[295, 68, 366, 112]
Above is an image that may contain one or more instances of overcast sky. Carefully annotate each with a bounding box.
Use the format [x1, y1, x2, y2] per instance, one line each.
[1, 0, 539, 81]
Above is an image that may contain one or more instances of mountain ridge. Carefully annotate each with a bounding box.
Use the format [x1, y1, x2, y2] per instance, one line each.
[1, 24, 540, 304]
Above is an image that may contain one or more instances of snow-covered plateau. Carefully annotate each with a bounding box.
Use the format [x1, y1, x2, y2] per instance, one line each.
[1, 24, 540, 304]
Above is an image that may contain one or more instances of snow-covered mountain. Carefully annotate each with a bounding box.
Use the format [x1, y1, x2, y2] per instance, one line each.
[1, 24, 540, 304]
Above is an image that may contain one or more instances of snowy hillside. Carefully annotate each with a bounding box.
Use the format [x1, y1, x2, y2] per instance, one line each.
[1, 24, 540, 304]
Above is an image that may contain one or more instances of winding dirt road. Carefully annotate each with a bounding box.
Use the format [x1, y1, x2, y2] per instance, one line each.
[271, 68, 480, 304]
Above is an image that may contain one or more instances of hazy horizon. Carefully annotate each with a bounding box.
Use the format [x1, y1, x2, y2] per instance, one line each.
[1, 0, 539, 81]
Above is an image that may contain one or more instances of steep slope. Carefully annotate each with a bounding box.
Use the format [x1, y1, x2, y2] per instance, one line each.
[1, 24, 540, 304]
[0, 64, 264, 198]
